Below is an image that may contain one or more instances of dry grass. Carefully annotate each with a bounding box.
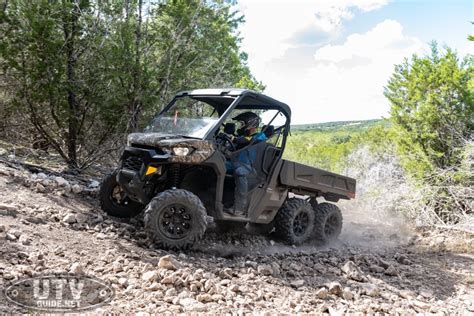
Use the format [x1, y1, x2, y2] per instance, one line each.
[341, 145, 473, 227]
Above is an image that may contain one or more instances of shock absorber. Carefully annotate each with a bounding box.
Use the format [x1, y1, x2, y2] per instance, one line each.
[170, 164, 180, 189]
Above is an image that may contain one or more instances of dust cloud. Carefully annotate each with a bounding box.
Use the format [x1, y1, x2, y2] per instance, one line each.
[196, 147, 417, 257]
[338, 146, 416, 248]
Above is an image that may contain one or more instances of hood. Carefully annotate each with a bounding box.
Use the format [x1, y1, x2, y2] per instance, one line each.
[127, 133, 215, 154]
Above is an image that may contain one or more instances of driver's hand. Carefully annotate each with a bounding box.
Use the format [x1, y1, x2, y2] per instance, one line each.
[217, 132, 234, 140]
[216, 132, 227, 144]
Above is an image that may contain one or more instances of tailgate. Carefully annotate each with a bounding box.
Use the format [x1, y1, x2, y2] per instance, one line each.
[279, 160, 356, 200]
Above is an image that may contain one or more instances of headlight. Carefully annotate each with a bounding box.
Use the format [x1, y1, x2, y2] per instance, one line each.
[172, 147, 190, 156]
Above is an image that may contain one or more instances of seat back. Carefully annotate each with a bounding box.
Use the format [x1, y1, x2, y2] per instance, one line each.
[261, 146, 282, 176]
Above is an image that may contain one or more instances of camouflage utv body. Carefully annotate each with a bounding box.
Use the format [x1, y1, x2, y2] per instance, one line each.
[99, 89, 356, 249]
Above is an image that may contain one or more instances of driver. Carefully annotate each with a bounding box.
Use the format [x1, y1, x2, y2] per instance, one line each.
[223, 111, 267, 216]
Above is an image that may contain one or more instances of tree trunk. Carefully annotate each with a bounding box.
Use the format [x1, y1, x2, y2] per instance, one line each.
[63, 1, 80, 168]
[128, 0, 142, 132]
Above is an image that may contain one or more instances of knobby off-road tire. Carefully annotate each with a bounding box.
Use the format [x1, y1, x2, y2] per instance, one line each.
[144, 189, 207, 250]
[274, 198, 315, 245]
[99, 171, 144, 218]
[313, 202, 343, 242]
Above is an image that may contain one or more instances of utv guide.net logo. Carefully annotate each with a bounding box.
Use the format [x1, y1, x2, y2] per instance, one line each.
[4, 275, 114, 312]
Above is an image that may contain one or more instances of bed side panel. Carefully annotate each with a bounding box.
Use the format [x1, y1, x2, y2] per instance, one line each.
[279, 160, 356, 199]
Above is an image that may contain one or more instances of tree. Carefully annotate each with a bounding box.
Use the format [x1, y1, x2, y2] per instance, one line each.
[0, 0, 262, 168]
[0, 0, 121, 168]
[384, 43, 473, 179]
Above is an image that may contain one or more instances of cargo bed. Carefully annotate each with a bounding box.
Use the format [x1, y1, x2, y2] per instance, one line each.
[279, 160, 356, 201]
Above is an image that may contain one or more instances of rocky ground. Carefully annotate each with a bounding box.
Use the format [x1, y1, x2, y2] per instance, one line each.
[0, 159, 473, 314]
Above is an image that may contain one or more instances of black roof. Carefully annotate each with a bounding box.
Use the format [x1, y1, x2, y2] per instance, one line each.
[175, 88, 291, 118]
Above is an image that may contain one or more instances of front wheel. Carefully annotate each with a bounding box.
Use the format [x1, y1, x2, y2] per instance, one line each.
[144, 189, 207, 250]
[99, 171, 144, 218]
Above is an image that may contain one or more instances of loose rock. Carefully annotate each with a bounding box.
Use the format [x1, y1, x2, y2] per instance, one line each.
[71, 184, 83, 194]
[6, 233, 17, 241]
[118, 278, 128, 287]
[36, 172, 48, 180]
[316, 287, 328, 299]
[160, 275, 176, 285]
[70, 262, 84, 275]
[290, 279, 305, 288]
[0, 203, 17, 212]
[328, 282, 343, 296]
[112, 261, 123, 272]
[257, 264, 273, 276]
[88, 180, 100, 188]
[361, 284, 380, 297]
[343, 287, 354, 300]
[142, 271, 159, 283]
[63, 214, 77, 224]
[35, 183, 46, 193]
[384, 265, 398, 276]
[196, 293, 213, 303]
[19, 234, 31, 245]
[54, 176, 69, 187]
[289, 263, 302, 272]
[75, 213, 88, 225]
[341, 260, 366, 282]
[9, 229, 21, 238]
[158, 255, 179, 270]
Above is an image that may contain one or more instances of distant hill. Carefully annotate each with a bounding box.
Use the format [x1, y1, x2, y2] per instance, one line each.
[291, 119, 387, 132]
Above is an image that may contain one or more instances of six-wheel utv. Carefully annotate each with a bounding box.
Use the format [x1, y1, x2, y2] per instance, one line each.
[99, 89, 356, 249]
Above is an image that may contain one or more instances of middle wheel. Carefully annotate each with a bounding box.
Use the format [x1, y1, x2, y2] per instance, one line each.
[274, 198, 315, 245]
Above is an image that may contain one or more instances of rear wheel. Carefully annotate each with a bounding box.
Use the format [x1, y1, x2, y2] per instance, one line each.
[99, 171, 144, 218]
[274, 198, 315, 245]
[313, 203, 343, 242]
[144, 189, 207, 250]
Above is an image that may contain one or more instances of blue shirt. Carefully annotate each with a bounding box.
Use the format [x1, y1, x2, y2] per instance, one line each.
[226, 132, 267, 172]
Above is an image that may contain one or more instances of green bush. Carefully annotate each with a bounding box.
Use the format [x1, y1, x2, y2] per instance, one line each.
[285, 120, 389, 173]
[384, 43, 473, 222]
[384, 43, 473, 179]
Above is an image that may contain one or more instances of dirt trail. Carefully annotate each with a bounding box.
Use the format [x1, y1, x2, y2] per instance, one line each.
[0, 161, 473, 314]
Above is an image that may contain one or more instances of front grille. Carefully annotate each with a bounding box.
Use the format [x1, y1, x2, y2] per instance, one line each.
[122, 156, 142, 172]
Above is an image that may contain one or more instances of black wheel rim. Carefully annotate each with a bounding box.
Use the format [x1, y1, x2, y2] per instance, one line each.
[324, 213, 339, 238]
[293, 211, 310, 237]
[158, 204, 192, 240]
[111, 185, 131, 206]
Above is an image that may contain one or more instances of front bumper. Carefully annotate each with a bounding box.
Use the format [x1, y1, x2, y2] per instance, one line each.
[116, 146, 170, 204]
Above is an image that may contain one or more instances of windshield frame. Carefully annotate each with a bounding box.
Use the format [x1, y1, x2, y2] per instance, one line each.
[146, 95, 238, 139]
[149, 90, 291, 149]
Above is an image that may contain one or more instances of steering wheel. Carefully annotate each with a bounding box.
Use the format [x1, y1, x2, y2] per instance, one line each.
[216, 133, 236, 152]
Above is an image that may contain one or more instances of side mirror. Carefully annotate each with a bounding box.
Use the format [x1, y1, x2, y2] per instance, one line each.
[223, 122, 235, 135]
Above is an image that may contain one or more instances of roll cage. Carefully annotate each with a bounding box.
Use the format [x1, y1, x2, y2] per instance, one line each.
[156, 89, 292, 149]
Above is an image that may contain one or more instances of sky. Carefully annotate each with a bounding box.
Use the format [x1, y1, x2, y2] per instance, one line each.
[237, 0, 474, 124]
